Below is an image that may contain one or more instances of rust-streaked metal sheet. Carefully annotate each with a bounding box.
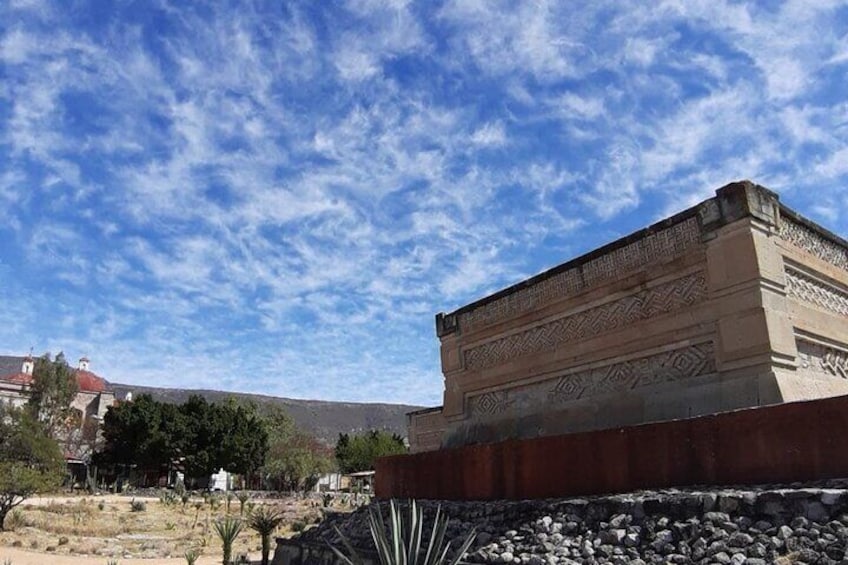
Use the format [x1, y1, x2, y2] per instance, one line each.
[376, 395, 848, 500]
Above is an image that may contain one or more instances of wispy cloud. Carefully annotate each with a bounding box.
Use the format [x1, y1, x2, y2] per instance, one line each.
[0, 0, 845, 405]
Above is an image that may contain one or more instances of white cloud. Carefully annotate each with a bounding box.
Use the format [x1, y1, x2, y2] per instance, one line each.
[470, 121, 507, 146]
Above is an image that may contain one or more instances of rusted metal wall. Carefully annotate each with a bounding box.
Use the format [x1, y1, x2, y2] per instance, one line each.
[376, 395, 848, 500]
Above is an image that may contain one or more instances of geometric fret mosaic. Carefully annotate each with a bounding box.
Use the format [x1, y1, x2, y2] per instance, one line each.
[464, 271, 707, 371]
[785, 268, 848, 317]
[798, 339, 848, 380]
[780, 216, 848, 272]
[459, 216, 702, 333]
[468, 341, 715, 418]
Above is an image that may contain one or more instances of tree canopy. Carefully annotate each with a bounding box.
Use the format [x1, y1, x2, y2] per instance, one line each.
[27, 352, 79, 435]
[96, 394, 268, 485]
[334, 430, 407, 473]
[261, 406, 335, 491]
[0, 405, 65, 530]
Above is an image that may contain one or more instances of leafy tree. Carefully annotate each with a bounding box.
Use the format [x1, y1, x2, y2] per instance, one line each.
[335, 430, 407, 474]
[0, 405, 65, 530]
[219, 399, 268, 478]
[261, 406, 334, 491]
[27, 352, 79, 435]
[97, 393, 179, 473]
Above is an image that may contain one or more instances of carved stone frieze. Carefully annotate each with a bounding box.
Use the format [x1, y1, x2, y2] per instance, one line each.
[797, 340, 848, 380]
[466, 342, 715, 418]
[785, 268, 848, 317]
[464, 272, 707, 371]
[780, 217, 848, 272]
[459, 217, 702, 333]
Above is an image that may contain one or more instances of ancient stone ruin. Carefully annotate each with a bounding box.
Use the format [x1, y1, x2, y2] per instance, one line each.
[408, 181, 848, 454]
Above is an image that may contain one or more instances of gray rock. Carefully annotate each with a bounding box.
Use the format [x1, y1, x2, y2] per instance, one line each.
[803, 501, 829, 523]
[744, 559, 767, 565]
[501, 552, 515, 562]
[778, 525, 794, 540]
[713, 551, 731, 564]
[729, 552, 746, 565]
[624, 533, 640, 548]
[727, 532, 754, 547]
[609, 514, 629, 529]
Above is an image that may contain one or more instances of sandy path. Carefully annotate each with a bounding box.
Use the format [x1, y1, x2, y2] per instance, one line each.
[0, 545, 259, 564]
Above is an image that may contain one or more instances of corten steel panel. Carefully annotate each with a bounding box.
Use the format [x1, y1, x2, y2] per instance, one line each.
[376, 395, 848, 501]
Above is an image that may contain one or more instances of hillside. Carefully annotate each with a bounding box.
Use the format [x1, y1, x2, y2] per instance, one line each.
[108, 382, 425, 445]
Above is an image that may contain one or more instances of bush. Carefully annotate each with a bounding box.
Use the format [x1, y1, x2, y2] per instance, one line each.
[291, 520, 306, 532]
[330, 499, 476, 565]
[130, 499, 146, 512]
[4, 509, 26, 531]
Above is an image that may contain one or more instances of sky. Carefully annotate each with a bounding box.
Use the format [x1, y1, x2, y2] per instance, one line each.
[1, 0, 847, 406]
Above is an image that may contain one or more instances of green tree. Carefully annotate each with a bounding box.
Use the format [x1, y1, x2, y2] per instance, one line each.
[97, 393, 179, 473]
[335, 430, 407, 474]
[0, 405, 65, 530]
[261, 406, 334, 492]
[219, 399, 268, 478]
[27, 352, 79, 435]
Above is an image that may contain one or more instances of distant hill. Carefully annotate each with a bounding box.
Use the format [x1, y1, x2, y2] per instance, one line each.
[108, 382, 425, 445]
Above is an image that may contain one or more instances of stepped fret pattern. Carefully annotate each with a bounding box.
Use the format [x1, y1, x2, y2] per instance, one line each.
[459, 217, 701, 332]
[467, 342, 715, 417]
[798, 340, 848, 380]
[464, 272, 707, 371]
[786, 269, 848, 317]
[780, 217, 848, 271]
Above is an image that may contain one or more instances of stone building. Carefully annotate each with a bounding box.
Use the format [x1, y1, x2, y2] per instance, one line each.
[408, 181, 848, 453]
[0, 354, 115, 461]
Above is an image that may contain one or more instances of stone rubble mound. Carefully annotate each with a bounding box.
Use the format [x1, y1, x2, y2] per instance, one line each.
[298, 481, 848, 565]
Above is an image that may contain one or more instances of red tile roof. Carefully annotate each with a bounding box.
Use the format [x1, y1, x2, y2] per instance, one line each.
[75, 370, 107, 393]
[1, 372, 33, 386]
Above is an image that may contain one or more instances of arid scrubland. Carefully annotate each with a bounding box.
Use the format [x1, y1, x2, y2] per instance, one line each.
[0, 493, 327, 561]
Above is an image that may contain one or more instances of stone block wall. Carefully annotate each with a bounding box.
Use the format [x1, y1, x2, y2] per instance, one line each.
[409, 181, 848, 453]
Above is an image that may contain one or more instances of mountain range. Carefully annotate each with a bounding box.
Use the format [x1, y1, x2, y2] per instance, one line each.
[108, 382, 425, 445]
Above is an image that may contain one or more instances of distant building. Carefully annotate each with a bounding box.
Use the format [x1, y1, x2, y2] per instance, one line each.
[0, 354, 115, 464]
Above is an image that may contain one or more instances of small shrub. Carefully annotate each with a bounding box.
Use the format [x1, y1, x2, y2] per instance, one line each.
[58, 536, 69, 546]
[98, 500, 106, 511]
[184, 548, 201, 565]
[5, 508, 26, 531]
[291, 520, 306, 532]
[46, 546, 57, 552]
[30, 540, 38, 549]
[11, 540, 23, 547]
[130, 498, 147, 512]
[330, 499, 476, 565]
[248, 506, 284, 565]
[213, 516, 243, 565]
[237, 491, 250, 515]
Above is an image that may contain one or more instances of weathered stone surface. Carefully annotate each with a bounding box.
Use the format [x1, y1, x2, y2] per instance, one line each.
[277, 482, 848, 565]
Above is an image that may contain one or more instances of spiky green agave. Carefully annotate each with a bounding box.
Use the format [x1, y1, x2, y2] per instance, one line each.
[330, 499, 476, 565]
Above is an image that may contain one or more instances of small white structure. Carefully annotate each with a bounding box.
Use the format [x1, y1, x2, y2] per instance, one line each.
[313, 472, 344, 492]
[209, 468, 231, 491]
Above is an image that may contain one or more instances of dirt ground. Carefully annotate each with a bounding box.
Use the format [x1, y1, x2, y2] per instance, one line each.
[0, 493, 333, 565]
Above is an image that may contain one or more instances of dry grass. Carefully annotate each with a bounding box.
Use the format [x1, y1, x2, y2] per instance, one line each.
[0, 493, 325, 561]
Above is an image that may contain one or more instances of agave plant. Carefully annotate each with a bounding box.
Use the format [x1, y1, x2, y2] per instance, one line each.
[213, 515, 244, 565]
[248, 505, 285, 565]
[330, 499, 476, 565]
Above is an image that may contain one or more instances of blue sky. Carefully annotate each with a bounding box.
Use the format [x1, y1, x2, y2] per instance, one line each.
[1, 1, 846, 406]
